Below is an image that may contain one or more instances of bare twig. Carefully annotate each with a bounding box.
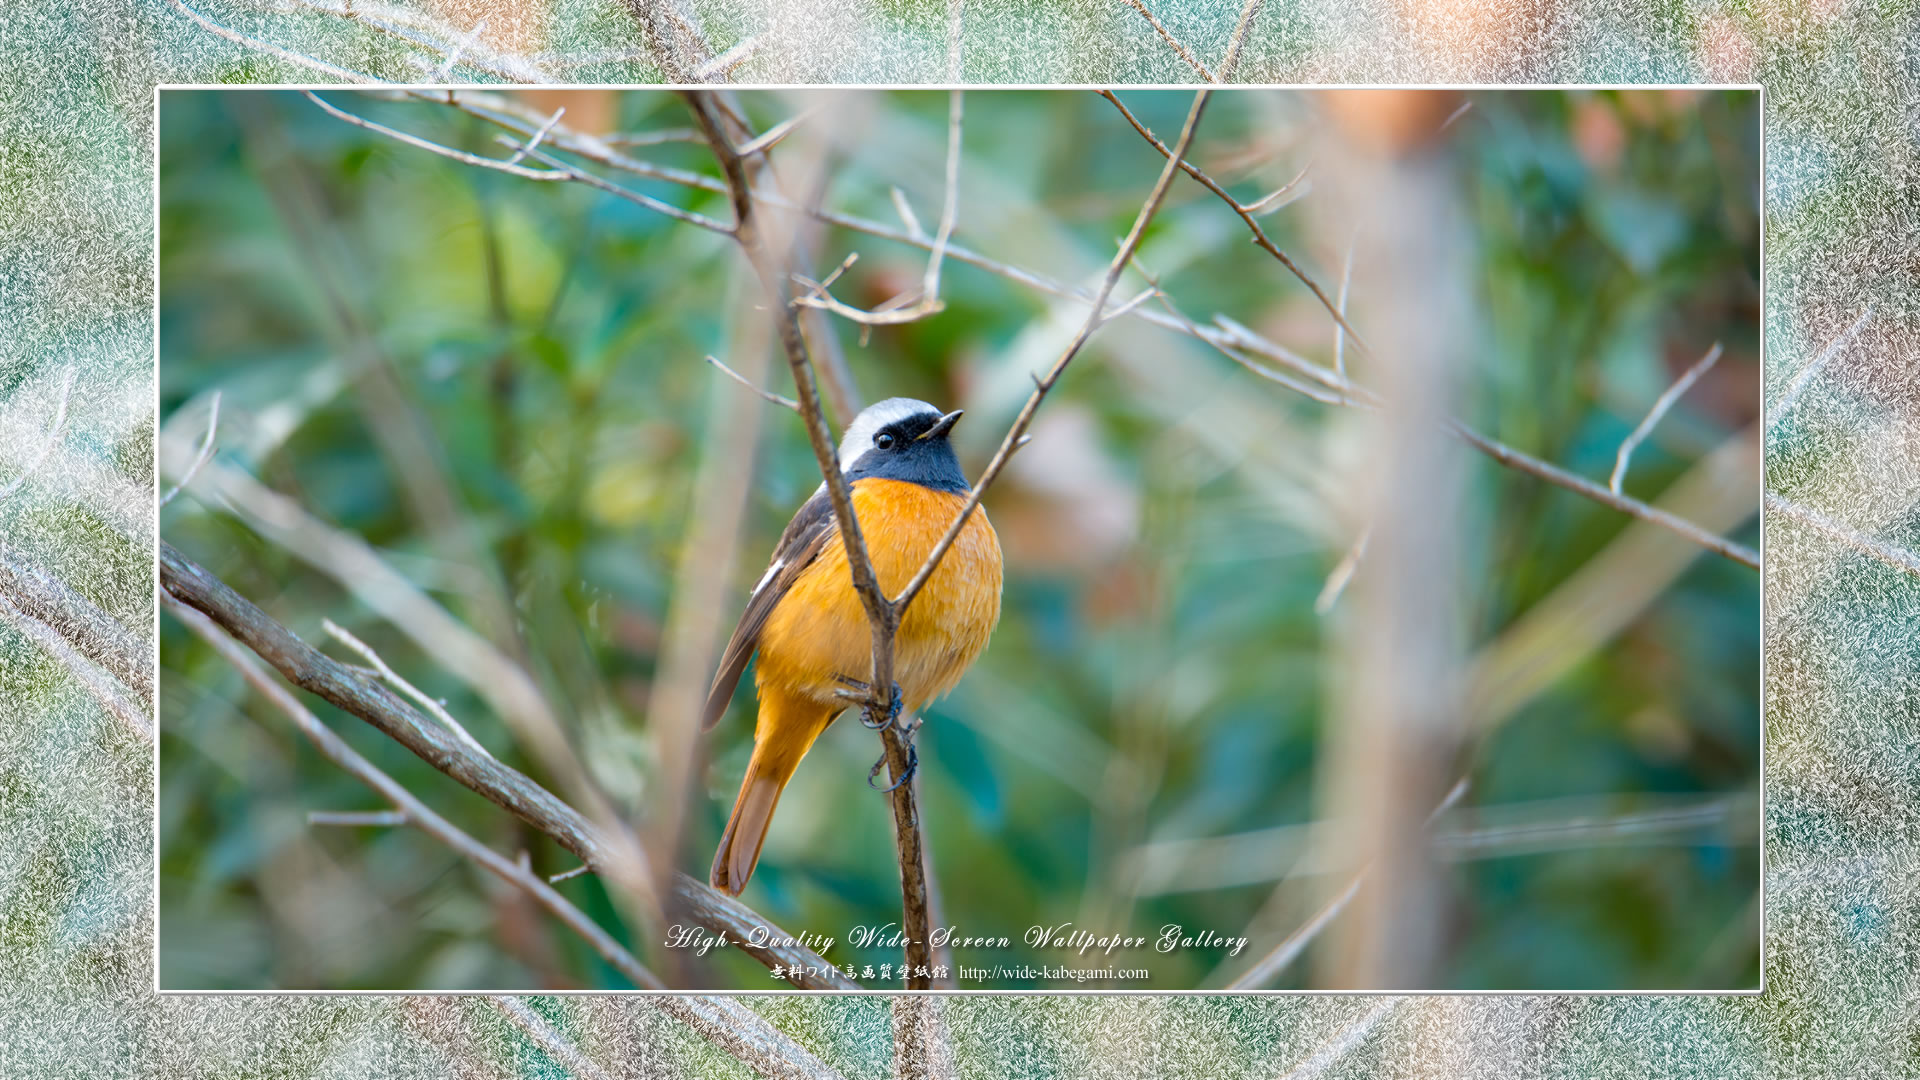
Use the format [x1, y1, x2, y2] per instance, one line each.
[651, 997, 849, 1080]
[792, 91, 963, 328]
[0, 366, 74, 504]
[946, 0, 964, 81]
[1097, 90, 1369, 359]
[160, 543, 856, 989]
[1610, 342, 1722, 494]
[485, 998, 617, 1080]
[1767, 491, 1920, 580]
[1276, 1001, 1399, 1080]
[1121, 0, 1217, 83]
[433, 18, 487, 81]
[1216, 0, 1266, 82]
[738, 109, 814, 157]
[158, 390, 219, 508]
[892, 91, 1214, 620]
[1314, 526, 1370, 615]
[322, 618, 496, 761]
[269, 0, 552, 82]
[164, 593, 666, 990]
[706, 355, 800, 411]
[502, 107, 567, 167]
[1241, 160, 1311, 215]
[307, 92, 564, 180]
[693, 34, 763, 81]
[1227, 778, 1468, 989]
[1770, 306, 1872, 426]
[1332, 239, 1355, 378]
[166, 0, 383, 83]
[1450, 421, 1757, 569]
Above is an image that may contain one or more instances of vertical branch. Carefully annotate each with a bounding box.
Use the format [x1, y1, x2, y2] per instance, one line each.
[1313, 93, 1471, 990]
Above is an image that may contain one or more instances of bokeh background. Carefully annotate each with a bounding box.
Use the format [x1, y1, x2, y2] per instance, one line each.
[156, 88, 1758, 991]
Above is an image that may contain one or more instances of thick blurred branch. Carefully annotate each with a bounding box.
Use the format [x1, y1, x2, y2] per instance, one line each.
[0, 552, 152, 709]
[159, 543, 856, 989]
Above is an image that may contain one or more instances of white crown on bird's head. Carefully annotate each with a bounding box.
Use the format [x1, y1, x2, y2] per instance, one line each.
[835, 398, 945, 471]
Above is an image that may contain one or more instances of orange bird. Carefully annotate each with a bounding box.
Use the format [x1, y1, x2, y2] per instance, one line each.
[705, 398, 1002, 896]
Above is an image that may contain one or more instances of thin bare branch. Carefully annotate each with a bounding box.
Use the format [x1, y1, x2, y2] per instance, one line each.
[323, 617, 496, 761]
[1767, 491, 1920, 580]
[1241, 160, 1312, 215]
[515, 144, 733, 235]
[1097, 89, 1370, 358]
[1439, 100, 1475, 132]
[1611, 342, 1722, 494]
[946, 0, 965, 81]
[684, 89, 931, 985]
[0, 366, 74, 504]
[159, 390, 219, 508]
[486, 998, 617, 1080]
[891, 91, 1214, 619]
[1770, 305, 1872, 426]
[1451, 421, 1758, 569]
[651, 997, 849, 1080]
[792, 91, 963, 329]
[1276, 1001, 1399, 1080]
[167, 0, 383, 83]
[433, 18, 488, 81]
[1332, 239, 1355, 378]
[164, 593, 666, 989]
[706, 355, 799, 411]
[502, 107, 567, 167]
[306, 92, 565, 180]
[1227, 778, 1468, 989]
[1314, 526, 1370, 615]
[738, 109, 814, 157]
[1217, 0, 1266, 82]
[269, 0, 552, 82]
[1121, 0, 1217, 83]
[693, 34, 764, 81]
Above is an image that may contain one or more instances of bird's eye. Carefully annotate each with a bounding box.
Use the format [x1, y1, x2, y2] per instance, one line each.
[874, 432, 896, 450]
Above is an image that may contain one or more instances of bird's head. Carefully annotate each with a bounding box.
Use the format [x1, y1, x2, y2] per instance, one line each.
[836, 397, 968, 492]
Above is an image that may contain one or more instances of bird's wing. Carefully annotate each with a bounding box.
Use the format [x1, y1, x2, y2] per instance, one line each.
[703, 487, 841, 730]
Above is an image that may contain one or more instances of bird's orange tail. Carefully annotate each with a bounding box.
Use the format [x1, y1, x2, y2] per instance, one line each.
[710, 693, 834, 897]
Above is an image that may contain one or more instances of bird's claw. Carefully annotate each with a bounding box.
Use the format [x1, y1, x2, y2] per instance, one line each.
[867, 741, 919, 793]
[833, 674, 903, 731]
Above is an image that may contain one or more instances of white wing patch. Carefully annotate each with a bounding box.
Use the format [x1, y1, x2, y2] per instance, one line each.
[751, 559, 784, 595]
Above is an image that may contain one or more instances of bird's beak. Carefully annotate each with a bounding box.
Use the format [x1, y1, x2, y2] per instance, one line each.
[918, 409, 963, 441]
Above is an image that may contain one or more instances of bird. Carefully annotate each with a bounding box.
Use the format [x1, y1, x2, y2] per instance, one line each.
[704, 397, 1003, 897]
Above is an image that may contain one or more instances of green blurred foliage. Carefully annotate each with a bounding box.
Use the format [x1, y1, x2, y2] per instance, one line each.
[158, 88, 1757, 991]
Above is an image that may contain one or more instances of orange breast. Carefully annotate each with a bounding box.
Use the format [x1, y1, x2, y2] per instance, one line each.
[754, 479, 1002, 712]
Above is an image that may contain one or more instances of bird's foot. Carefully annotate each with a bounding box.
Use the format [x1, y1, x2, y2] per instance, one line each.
[867, 740, 919, 793]
[832, 674, 903, 731]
